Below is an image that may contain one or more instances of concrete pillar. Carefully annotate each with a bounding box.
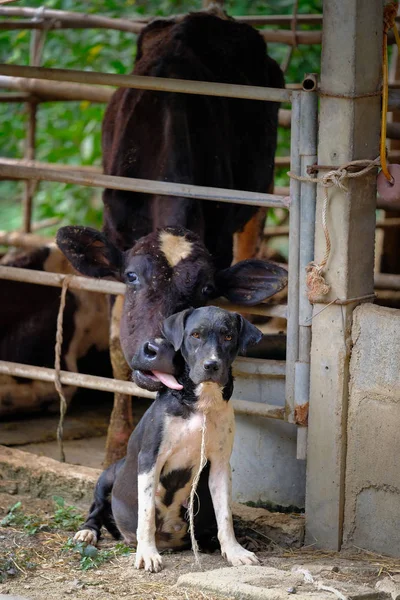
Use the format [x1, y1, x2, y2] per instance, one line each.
[305, 0, 383, 550]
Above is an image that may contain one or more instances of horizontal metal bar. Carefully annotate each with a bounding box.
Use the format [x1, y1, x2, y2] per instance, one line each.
[0, 6, 145, 34]
[0, 77, 292, 128]
[0, 360, 155, 399]
[0, 231, 53, 248]
[0, 9, 321, 46]
[0, 264, 125, 295]
[0, 91, 31, 102]
[0, 6, 323, 28]
[0, 360, 284, 419]
[235, 14, 322, 25]
[0, 160, 288, 209]
[231, 398, 284, 419]
[0, 265, 285, 318]
[374, 272, 400, 291]
[232, 356, 286, 378]
[0, 64, 292, 104]
[214, 298, 287, 320]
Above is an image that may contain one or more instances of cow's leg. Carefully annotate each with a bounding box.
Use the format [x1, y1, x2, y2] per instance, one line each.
[104, 295, 133, 467]
[233, 207, 267, 263]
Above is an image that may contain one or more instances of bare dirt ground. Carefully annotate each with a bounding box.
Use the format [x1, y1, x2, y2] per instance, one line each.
[1, 491, 400, 600]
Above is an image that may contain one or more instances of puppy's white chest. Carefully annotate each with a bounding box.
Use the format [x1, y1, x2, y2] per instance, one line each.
[160, 403, 234, 470]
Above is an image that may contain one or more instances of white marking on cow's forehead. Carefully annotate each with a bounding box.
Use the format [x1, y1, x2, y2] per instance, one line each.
[159, 232, 193, 268]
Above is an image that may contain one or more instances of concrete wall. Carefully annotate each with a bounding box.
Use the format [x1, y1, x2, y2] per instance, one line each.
[343, 303, 400, 556]
[231, 358, 306, 509]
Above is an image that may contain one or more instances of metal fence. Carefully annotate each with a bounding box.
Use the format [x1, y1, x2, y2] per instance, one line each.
[0, 8, 319, 444]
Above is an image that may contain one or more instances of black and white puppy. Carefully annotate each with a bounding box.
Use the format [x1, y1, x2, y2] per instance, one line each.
[74, 306, 262, 572]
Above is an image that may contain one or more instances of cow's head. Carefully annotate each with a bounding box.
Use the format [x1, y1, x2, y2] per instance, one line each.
[56, 226, 287, 392]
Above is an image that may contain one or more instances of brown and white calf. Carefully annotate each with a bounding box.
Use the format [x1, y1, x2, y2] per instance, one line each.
[56, 227, 287, 462]
[0, 245, 110, 416]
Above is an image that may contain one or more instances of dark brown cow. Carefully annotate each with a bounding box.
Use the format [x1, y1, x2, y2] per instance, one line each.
[101, 11, 284, 269]
[56, 11, 286, 464]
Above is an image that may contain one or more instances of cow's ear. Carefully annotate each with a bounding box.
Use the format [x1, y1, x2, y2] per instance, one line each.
[56, 226, 123, 279]
[162, 308, 194, 351]
[215, 259, 288, 306]
[236, 314, 263, 354]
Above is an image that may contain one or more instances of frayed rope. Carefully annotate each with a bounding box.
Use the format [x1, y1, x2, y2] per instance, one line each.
[288, 157, 380, 303]
[187, 412, 207, 565]
[54, 274, 72, 463]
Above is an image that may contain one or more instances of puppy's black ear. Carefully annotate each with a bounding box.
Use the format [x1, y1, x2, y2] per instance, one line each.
[162, 308, 194, 351]
[236, 314, 263, 355]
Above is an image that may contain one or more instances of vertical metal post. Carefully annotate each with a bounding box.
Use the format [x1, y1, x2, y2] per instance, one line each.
[22, 24, 45, 233]
[22, 102, 37, 233]
[285, 90, 301, 422]
[295, 79, 318, 459]
[305, 0, 382, 550]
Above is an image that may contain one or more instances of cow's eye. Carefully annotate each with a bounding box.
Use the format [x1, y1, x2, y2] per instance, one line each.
[126, 272, 139, 285]
[191, 331, 200, 339]
[224, 335, 232, 341]
[202, 284, 215, 297]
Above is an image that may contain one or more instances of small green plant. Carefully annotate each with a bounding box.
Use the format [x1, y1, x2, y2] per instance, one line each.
[0, 501, 43, 535]
[52, 496, 84, 530]
[0, 497, 84, 536]
[63, 538, 132, 571]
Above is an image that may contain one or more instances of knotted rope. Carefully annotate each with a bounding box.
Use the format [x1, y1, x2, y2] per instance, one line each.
[288, 158, 380, 303]
[54, 275, 72, 463]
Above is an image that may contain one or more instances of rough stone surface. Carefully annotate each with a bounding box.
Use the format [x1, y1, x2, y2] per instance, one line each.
[343, 304, 400, 556]
[177, 565, 390, 600]
[0, 597, 33, 600]
[232, 503, 304, 548]
[0, 445, 100, 507]
[376, 576, 400, 600]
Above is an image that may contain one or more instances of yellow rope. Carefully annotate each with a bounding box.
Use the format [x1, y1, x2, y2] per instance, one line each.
[381, 1, 400, 182]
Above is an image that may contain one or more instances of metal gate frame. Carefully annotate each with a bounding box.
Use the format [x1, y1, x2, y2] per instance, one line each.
[0, 57, 318, 452]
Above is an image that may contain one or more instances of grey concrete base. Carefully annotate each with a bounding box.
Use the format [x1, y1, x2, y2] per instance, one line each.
[177, 565, 389, 600]
[343, 304, 400, 556]
[232, 363, 306, 508]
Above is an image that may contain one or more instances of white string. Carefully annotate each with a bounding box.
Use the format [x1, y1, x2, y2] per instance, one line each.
[187, 413, 207, 565]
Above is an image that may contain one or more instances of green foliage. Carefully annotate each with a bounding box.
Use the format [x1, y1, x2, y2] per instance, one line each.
[52, 495, 85, 530]
[0, 497, 84, 535]
[63, 538, 132, 570]
[0, 0, 322, 234]
[0, 501, 44, 535]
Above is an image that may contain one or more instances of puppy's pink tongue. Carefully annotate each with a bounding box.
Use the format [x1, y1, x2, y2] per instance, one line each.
[152, 371, 183, 390]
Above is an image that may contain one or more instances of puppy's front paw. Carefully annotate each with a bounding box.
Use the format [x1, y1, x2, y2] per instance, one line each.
[134, 543, 163, 573]
[222, 543, 259, 566]
[73, 528, 98, 546]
